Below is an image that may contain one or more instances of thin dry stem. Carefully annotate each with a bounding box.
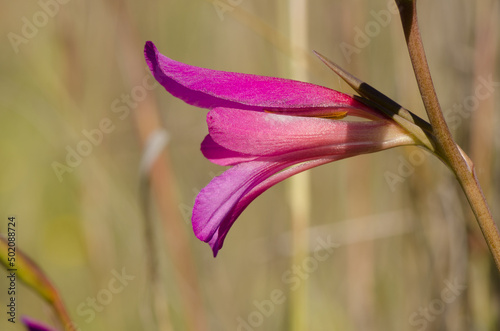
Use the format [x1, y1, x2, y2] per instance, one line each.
[396, 0, 500, 272]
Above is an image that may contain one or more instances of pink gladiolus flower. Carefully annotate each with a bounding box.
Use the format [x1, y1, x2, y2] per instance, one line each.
[145, 41, 417, 256]
[22, 317, 57, 331]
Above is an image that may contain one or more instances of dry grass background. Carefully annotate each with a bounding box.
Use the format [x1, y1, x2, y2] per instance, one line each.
[1, 0, 499, 330]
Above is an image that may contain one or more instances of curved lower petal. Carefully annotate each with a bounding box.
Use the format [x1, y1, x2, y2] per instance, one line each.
[192, 160, 278, 243]
[194, 155, 345, 256]
[144, 41, 383, 119]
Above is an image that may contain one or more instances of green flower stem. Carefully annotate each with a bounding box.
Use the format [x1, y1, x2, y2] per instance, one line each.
[282, 0, 310, 329]
[0, 235, 75, 331]
[395, 0, 500, 271]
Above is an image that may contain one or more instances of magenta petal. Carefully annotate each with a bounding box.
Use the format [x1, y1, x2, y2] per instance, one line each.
[22, 317, 57, 331]
[193, 156, 343, 256]
[144, 41, 382, 118]
[192, 160, 273, 243]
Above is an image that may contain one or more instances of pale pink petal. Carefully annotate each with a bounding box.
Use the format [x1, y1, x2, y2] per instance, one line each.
[206, 108, 414, 157]
[200, 135, 257, 166]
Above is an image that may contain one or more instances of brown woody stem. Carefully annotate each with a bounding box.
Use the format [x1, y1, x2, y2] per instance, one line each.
[396, 0, 500, 272]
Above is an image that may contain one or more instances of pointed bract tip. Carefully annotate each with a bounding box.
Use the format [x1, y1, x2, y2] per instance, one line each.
[313, 50, 364, 94]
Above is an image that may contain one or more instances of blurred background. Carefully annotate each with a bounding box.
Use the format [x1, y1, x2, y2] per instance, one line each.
[1, 0, 499, 330]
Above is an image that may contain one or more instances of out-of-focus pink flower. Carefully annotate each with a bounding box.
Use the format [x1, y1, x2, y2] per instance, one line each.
[145, 41, 417, 256]
[22, 317, 57, 331]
